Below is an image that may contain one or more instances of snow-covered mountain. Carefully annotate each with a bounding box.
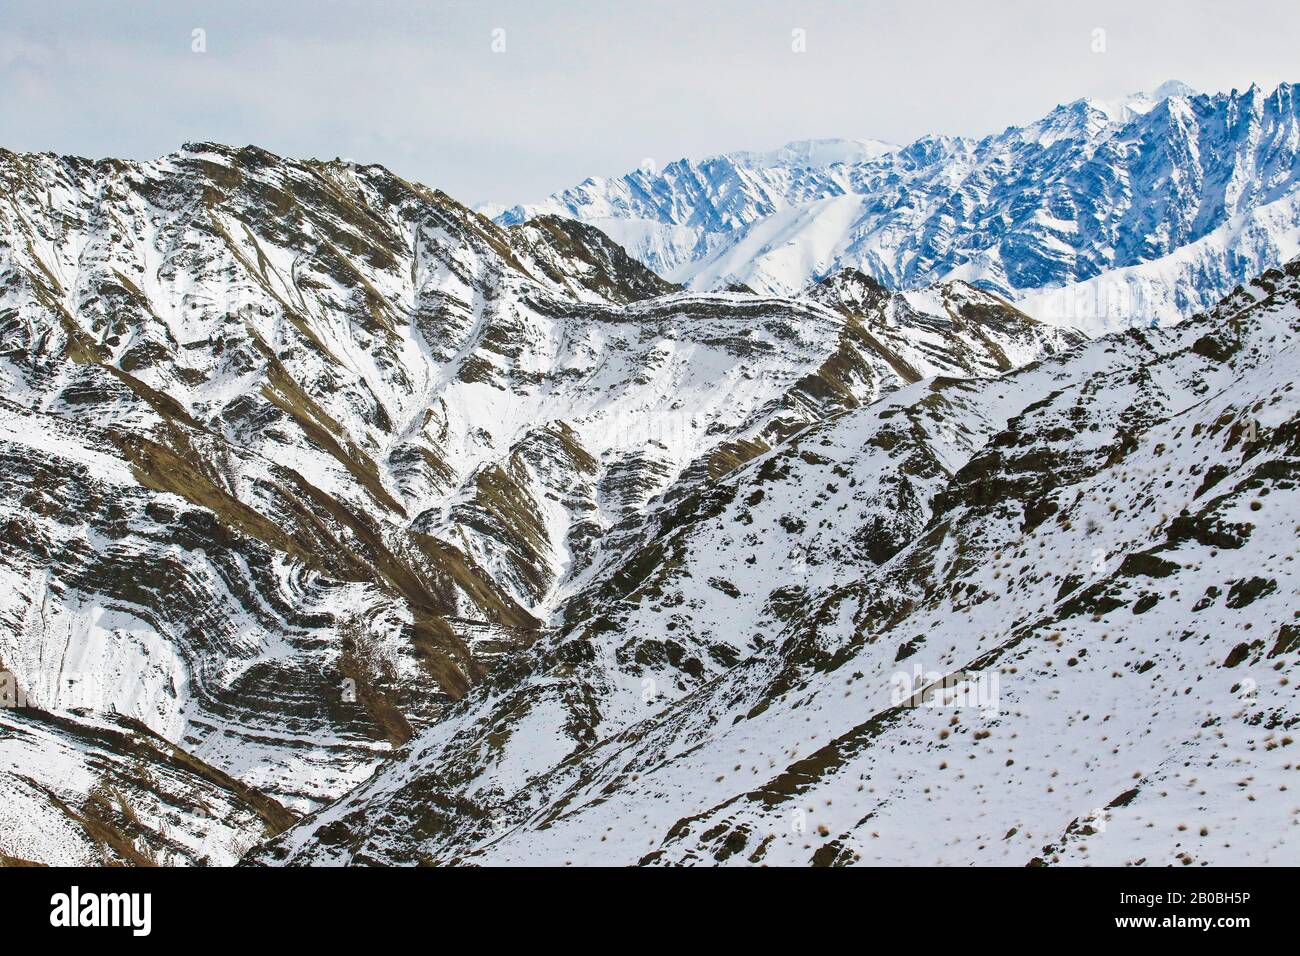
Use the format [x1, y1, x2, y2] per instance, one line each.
[497, 82, 1300, 333]
[1, 137, 1295, 868]
[0, 144, 1074, 865]
[253, 254, 1300, 867]
[1086, 79, 1200, 123]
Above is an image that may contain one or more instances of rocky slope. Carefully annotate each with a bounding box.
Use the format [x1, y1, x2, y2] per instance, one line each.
[497, 82, 1300, 333]
[251, 256, 1300, 867]
[0, 144, 1073, 864]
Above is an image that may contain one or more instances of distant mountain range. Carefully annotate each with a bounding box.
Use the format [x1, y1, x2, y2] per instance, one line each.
[491, 82, 1300, 334]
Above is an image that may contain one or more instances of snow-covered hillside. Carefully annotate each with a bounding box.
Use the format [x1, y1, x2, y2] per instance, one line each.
[253, 255, 1300, 868]
[1017, 188, 1300, 333]
[497, 82, 1300, 332]
[0, 144, 1074, 865]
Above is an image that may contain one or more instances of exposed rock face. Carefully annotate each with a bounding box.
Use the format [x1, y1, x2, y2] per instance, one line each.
[252, 258, 1300, 867]
[0, 144, 1073, 864]
[0, 707, 294, 866]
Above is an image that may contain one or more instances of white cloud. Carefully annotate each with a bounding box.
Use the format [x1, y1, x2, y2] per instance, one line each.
[2, 0, 1297, 205]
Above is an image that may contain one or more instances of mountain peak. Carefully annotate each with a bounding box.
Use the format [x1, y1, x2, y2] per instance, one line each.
[1152, 79, 1197, 100]
[724, 137, 897, 171]
[1083, 79, 1197, 122]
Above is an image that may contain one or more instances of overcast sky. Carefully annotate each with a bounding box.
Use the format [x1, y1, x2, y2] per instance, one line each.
[2, 0, 1297, 206]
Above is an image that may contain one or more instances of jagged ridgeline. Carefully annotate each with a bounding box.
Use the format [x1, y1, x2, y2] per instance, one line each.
[497, 83, 1300, 333]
